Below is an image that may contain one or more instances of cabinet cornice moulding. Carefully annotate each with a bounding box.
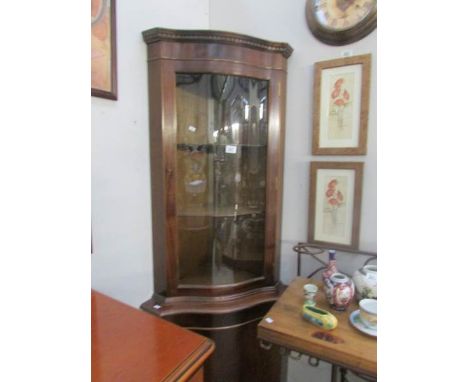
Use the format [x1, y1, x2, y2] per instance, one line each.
[142, 27, 294, 58]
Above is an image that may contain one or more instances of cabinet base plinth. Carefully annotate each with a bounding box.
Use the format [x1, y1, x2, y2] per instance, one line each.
[141, 285, 287, 382]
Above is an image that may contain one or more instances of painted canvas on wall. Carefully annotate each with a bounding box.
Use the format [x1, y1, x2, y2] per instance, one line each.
[308, 162, 363, 250]
[91, 0, 117, 99]
[312, 54, 371, 155]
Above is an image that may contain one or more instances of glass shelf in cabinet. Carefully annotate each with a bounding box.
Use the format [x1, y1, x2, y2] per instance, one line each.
[176, 143, 267, 153]
[177, 205, 264, 218]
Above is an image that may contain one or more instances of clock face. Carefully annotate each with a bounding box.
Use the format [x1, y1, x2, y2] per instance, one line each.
[315, 0, 375, 31]
[306, 0, 377, 45]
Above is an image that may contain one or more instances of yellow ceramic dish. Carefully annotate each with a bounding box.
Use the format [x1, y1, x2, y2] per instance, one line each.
[302, 304, 338, 330]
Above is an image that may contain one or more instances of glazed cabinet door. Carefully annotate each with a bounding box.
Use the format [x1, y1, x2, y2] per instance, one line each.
[175, 73, 269, 288]
[143, 29, 291, 299]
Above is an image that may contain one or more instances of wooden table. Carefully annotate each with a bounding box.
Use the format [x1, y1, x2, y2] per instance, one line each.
[257, 277, 376, 379]
[92, 290, 215, 382]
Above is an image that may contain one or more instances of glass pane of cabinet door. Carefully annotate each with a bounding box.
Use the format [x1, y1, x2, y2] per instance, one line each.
[175, 73, 269, 286]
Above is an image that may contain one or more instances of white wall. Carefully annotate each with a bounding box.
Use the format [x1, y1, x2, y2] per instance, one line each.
[92, 2, 376, 379]
[91, 0, 209, 307]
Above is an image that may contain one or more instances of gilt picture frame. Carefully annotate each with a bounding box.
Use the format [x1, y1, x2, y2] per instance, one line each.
[312, 54, 371, 155]
[308, 162, 363, 250]
[91, 0, 118, 100]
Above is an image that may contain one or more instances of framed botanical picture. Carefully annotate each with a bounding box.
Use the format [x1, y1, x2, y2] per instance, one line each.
[91, 0, 117, 100]
[312, 54, 371, 155]
[308, 162, 363, 250]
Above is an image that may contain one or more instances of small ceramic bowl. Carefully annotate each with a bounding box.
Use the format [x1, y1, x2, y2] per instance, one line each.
[303, 283, 318, 305]
[359, 298, 377, 329]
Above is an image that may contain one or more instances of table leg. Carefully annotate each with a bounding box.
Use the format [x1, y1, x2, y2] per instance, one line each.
[331, 365, 338, 382]
[339, 367, 348, 381]
[297, 252, 301, 277]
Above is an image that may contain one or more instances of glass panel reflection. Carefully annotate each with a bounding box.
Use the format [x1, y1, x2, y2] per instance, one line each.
[175, 73, 268, 286]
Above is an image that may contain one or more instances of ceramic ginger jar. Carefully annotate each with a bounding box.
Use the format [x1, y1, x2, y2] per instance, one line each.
[324, 273, 355, 311]
[352, 264, 377, 301]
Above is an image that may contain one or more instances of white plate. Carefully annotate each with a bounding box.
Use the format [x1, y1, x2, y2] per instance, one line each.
[349, 309, 377, 337]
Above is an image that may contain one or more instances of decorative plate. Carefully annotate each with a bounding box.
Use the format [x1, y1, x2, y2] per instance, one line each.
[349, 309, 377, 337]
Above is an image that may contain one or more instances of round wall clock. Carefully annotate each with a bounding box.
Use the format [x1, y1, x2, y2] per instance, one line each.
[306, 0, 377, 46]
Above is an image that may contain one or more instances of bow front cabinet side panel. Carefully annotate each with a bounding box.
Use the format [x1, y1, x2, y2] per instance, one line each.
[140, 28, 293, 382]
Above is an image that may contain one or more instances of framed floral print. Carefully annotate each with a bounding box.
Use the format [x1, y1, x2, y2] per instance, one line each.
[308, 162, 363, 250]
[312, 54, 371, 155]
[91, 0, 117, 100]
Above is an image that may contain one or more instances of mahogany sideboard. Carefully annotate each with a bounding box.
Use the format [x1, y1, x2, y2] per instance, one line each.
[92, 290, 215, 382]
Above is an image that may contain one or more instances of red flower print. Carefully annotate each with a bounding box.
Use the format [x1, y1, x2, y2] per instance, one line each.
[326, 179, 344, 210]
[334, 99, 345, 107]
[334, 78, 344, 88]
[330, 78, 350, 121]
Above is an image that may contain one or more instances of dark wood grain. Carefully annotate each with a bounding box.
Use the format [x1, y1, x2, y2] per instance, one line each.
[91, 290, 214, 382]
[142, 286, 286, 382]
[141, 283, 282, 319]
[143, 28, 293, 58]
[198, 316, 286, 382]
[143, 28, 291, 299]
[145, 296, 285, 382]
[142, 28, 292, 382]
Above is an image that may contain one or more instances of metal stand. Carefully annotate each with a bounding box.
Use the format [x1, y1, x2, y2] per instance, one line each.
[259, 340, 322, 367]
[259, 340, 376, 382]
[293, 242, 377, 279]
[292, 242, 377, 382]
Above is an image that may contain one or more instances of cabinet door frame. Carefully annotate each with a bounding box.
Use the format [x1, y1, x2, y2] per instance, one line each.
[148, 42, 288, 297]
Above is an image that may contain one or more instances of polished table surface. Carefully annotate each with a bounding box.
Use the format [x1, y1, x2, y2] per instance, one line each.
[257, 277, 376, 377]
[92, 290, 214, 382]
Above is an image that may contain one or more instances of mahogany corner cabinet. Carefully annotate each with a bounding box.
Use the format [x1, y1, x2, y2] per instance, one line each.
[140, 27, 293, 382]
